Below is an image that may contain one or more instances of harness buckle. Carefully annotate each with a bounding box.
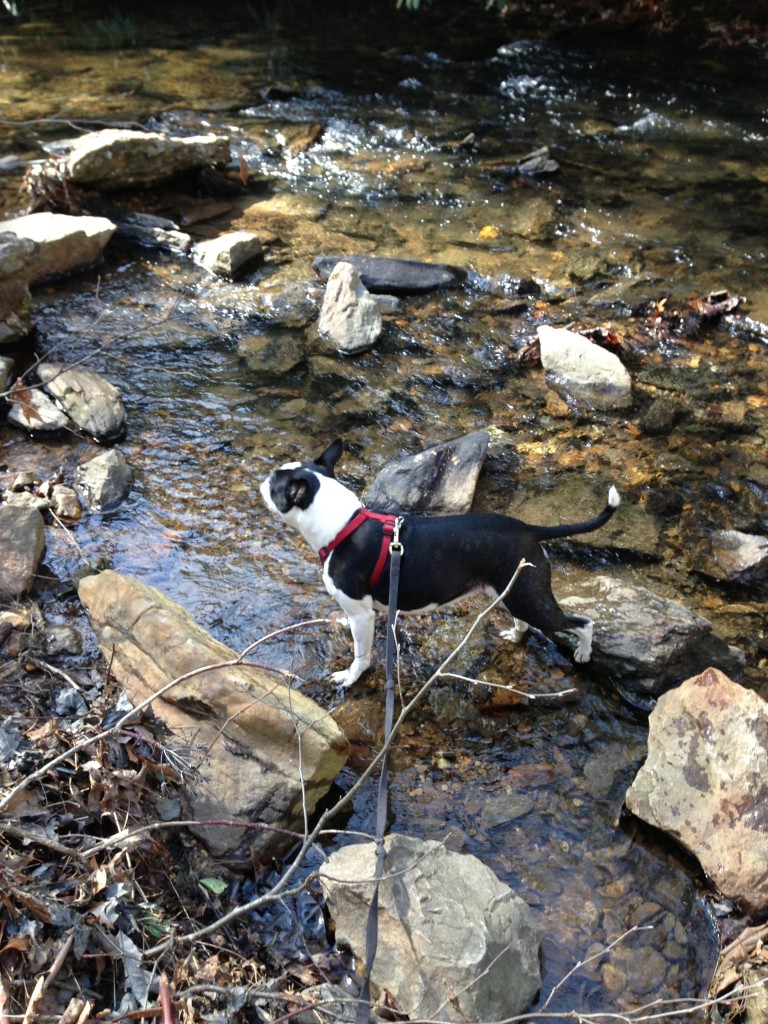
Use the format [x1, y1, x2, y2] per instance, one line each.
[389, 516, 405, 556]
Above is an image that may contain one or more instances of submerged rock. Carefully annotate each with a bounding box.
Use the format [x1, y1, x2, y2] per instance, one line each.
[537, 324, 633, 411]
[0, 213, 115, 284]
[363, 431, 490, 514]
[318, 261, 382, 354]
[77, 570, 349, 861]
[313, 254, 466, 294]
[37, 364, 126, 442]
[558, 575, 743, 697]
[319, 834, 540, 1022]
[0, 505, 45, 599]
[626, 667, 768, 913]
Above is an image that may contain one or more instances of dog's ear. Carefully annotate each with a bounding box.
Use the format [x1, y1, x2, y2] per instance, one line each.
[286, 477, 312, 509]
[314, 438, 343, 477]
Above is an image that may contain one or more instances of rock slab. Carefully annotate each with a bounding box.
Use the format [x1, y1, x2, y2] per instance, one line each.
[626, 667, 768, 913]
[363, 431, 489, 514]
[318, 261, 382, 354]
[319, 834, 540, 1022]
[78, 570, 349, 861]
[0, 233, 37, 344]
[60, 129, 231, 190]
[0, 505, 45, 598]
[559, 575, 742, 696]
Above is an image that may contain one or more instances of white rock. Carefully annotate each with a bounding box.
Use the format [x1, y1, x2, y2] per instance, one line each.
[7, 381, 72, 434]
[0, 212, 115, 283]
[537, 324, 632, 410]
[318, 261, 382, 354]
[196, 231, 262, 276]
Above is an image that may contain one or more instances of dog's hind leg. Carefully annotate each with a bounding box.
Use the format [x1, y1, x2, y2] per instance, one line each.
[500, 618, 529, 644]
[570, 617, 593, 663]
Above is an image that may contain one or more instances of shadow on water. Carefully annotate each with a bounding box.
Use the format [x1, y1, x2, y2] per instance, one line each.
[2, 0, 767, 1014]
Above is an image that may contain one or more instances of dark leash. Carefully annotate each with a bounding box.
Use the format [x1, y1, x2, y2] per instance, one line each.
[355, 515, 404, 1024]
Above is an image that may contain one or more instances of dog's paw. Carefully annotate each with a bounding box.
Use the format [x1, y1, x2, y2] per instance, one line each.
[331, 669, 354, 688]
[500, 619, 528, 644]
[574, 648, 591, 664]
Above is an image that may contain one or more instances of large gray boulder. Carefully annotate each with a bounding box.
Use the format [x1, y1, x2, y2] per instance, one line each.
[0, 505, 45, 599]
[319, 834, 540, 1022]
[537, 324, 632, 411]
[626, 667, 768, 913]
[36, 364, 126, 442]
[0, 213, 115, 283]
[318, 261, 382, 354]
[363, 431, 489, 514]
[77, 571, 349, 861]
[559, 575, 743, 696]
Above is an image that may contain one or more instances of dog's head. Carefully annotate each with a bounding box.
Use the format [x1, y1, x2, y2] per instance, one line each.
[260, 439, 357, 548]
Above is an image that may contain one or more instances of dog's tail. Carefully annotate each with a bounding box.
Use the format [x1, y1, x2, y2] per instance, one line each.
[531, 486, 620, 541]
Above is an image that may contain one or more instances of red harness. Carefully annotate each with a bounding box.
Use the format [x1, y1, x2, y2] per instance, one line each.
[318, 508, 398, 587]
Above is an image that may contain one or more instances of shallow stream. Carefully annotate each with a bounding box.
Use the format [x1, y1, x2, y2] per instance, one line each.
[1, 2, 767, 1016]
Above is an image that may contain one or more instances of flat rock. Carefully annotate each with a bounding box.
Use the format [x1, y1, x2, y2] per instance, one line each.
[59, 129, 230, 190]
[626, 667, 768, 913]
[196, 230, 262, 276]
[37, 363, 126, 442]
[313, 254, 466, 294]
[77, 570, 349, 861]
[0, 213, 115, 284]
[537, 324, 633, 411]
[319, 834, 540, 1021]
[363, 431, 489, 514]
[318, 261, 382, 354]
[0, 505, 45, 599]
[559, 575, 743, 696]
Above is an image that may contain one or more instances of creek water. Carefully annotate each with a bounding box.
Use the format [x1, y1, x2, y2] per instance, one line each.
[2, 2, 768, 1016]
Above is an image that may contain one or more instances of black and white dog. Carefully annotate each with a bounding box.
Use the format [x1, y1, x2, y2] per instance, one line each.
[260, 439, 620, 688]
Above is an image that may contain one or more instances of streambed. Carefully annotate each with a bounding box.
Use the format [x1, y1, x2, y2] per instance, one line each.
[1, 2, 767, 1016]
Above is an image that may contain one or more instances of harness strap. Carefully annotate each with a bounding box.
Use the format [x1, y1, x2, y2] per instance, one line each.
[318, 508, 398, 588]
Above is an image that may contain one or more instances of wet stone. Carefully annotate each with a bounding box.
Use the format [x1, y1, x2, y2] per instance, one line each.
[313, 253, 467, 294]
[76, 449, 133, 512]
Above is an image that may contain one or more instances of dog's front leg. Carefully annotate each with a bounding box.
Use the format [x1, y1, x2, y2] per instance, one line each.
[331, 598, 376, 689]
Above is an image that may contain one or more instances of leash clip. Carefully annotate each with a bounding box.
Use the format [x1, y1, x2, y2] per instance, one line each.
[389, 516, 405, 556]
